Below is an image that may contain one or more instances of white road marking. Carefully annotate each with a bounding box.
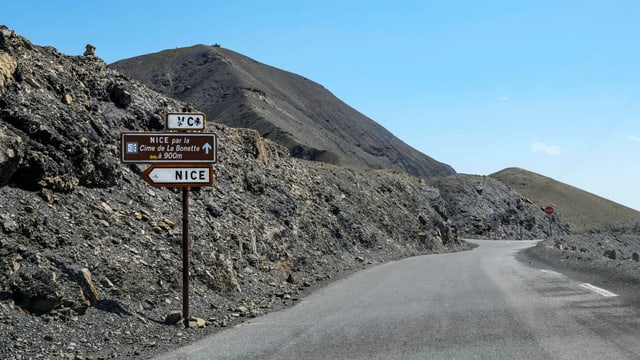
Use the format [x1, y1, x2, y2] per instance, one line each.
[579, 283, 618, 297]
[538, 270, 618, 297]
[540, 269, 562, 276]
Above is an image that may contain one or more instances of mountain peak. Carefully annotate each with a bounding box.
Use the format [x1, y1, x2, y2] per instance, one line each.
[110, 46, 455, 182]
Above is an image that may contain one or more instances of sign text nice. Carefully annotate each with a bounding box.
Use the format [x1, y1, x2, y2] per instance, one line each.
[141, 164, 214, 187]
[142, 136, 203, 153]
[177, 169, 207, 181]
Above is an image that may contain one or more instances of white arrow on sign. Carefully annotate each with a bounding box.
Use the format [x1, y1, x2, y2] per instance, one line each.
[141, 165, 214, 188]
[203, 142, 212, 155]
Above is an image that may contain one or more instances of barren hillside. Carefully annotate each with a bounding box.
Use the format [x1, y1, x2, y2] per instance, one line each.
[0, 26, 469, 359]
[110, 45, 455, 182]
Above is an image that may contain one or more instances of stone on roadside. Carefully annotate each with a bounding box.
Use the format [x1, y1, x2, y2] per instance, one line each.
[161, 218, 175, 228]
[165, 310, 182, 325]
[188, 317, 206, 329]
[236, 306, 248, 315]
[604, 249, 617, 260]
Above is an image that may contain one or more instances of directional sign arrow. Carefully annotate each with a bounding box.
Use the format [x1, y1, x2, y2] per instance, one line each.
[203, 142, 212, 155]
[141, 164, 214, 188]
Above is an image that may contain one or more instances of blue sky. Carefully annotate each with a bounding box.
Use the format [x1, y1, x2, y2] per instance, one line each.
[3, 1, 640, 210]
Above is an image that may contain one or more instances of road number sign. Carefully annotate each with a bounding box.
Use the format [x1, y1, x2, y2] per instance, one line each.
[121, 132, 217, 163]
[141, 164, 214, 188]
[166, 112, 206, 131]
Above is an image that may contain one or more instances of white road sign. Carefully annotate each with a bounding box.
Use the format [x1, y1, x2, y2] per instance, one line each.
[141, 164, 214, 188]
[166, 112, 206, 131]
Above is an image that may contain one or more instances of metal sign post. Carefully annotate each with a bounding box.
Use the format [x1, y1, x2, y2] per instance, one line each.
[490, 213, 499, 240]
[545, 206, 554, 238]
[519, 219, 523, 240]
[182, 187, 190, 326]
[120, 112, 216, 329]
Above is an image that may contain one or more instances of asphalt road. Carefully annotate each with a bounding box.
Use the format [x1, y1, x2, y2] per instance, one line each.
[156, 240, 640, 360]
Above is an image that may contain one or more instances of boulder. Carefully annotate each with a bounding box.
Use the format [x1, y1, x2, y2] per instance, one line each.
[165, 310, 182, 325]
[9, 266, 62, 314]
[1, 214, 18, 233]
[0, 128, 24, 185]
[188, 317, 206, 329]
[604, 249, 617, 260]
[79, 268, 100, 306]
[0, 52, 17, 90]
[83, 44, 96, 57]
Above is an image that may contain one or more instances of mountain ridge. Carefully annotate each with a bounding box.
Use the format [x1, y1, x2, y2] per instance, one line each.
[110, 44, 455, 182]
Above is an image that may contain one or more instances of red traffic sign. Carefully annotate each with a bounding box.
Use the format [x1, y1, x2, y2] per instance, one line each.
[544, 206, 554, 215]
[121, 132, 216, 163]
[166, 112, 206, 131]
[141, 164, 214, 188]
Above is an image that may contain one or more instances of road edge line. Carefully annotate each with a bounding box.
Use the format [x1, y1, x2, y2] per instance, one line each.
[579, 282, 618, 297]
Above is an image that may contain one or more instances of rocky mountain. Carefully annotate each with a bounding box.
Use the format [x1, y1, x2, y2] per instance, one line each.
[491, 167, 640, 233]
[0, 26, 588, 359]
[0, 26, 475, 359]
[110, 45, 455, 183]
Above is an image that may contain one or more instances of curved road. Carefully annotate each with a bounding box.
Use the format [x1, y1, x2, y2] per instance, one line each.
[157, 240, 640, 359]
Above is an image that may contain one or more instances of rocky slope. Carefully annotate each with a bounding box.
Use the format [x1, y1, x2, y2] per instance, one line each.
[525, 229, 640, 293]
[110, 45, 455, 182]
[436, 174, 570, 239]
[0, 26, 474, 359]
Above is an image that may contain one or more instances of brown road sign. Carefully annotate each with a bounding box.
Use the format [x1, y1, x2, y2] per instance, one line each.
[121, 132, 217, 163]
[141, 164, 214, 188]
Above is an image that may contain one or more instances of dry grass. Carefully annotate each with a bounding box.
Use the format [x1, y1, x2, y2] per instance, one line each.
[491, 167, 640, 233]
